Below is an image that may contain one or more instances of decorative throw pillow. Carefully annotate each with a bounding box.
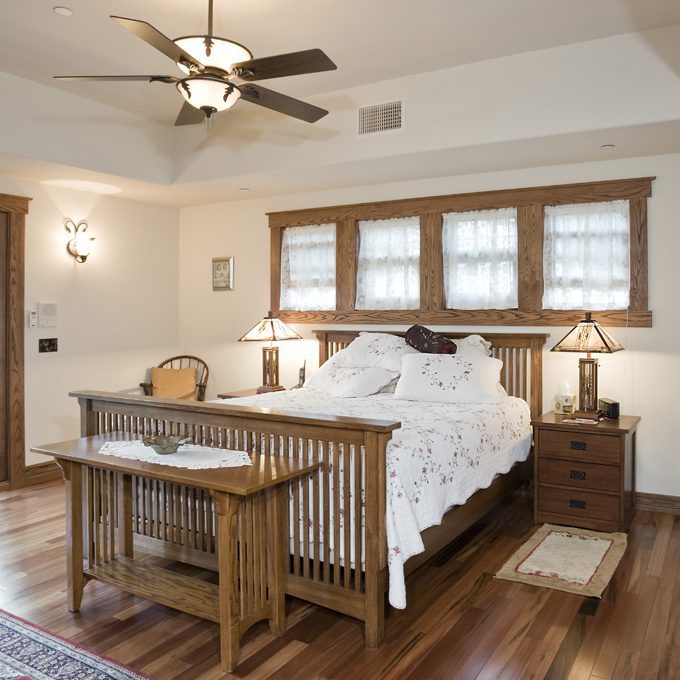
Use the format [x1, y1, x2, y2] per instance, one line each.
[335, 332, 418, 373]
[150, 367, 197, 400]
[393, 353, 503, 404]
[405, 325, 458, 354]
[455, 334, 492, 356]
[305, 361, 398, 397]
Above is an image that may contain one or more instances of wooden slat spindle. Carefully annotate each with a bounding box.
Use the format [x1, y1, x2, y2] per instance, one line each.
[343, 444, 351, 589]
[238, 497, 247, 615]
[323, 441, 331, 584]
[354, 445, 362, 592]
[313, 442, 321, 581]
[101, 469, 108, 562]
[182, 486, 189, 546]
[93, 468, 101, 566]
[87, 467, 94, 569]
[302, 439, 310, 580]
[333, 443, 341, 586]
[292, 439, 301, 577]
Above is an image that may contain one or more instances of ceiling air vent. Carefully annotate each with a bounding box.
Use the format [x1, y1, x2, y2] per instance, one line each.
[358, 100, 403, 135]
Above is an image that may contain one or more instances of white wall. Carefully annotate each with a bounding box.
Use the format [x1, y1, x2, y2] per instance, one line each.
[0, 176, 181, 465]
[179, 152, 680, 496]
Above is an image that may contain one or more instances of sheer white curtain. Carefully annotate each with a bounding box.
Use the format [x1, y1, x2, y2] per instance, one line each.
[543, 200, 629, 310]
[442, 207, 518, 309]
[280, 223, 336, 310]
[355, 217, 420, 310]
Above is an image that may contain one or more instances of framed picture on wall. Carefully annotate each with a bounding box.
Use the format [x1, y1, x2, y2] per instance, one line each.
[212, 256, 234, 291]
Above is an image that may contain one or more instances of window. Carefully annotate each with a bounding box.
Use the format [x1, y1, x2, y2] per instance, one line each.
[442, 208, 518, 309]
[269, 177, 651, 327]
[280, 223, 336, 310]
[355, 217, 420, 310]
[543, 200, 630, 310]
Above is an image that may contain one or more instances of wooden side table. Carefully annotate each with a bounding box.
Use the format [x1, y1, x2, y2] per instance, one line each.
[217, 388, 261, 399]
[33, 434, 319, 673]
[532, 412, 640, 532]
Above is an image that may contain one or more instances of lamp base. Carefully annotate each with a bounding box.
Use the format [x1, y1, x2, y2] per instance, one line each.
[256, 384, 285, 394]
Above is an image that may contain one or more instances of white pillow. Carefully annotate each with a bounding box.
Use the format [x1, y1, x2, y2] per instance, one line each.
[335, 332, 418, 373]
[455, 334, 492, 356]
[394, 353, 503, 404]
[305, 360, 397, 397]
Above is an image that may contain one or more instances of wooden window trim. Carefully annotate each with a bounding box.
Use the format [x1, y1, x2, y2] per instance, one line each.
[269, 177, 653, 327]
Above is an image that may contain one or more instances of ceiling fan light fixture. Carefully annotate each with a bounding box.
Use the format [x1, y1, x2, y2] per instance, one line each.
[177, 75, 241, 115]
[174, 36, 252, 75]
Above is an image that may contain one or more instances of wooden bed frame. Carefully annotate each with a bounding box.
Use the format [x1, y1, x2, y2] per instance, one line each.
[69, 330, 547, 647]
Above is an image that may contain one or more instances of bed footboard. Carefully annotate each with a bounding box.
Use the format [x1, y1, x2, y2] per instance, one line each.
[71, 390, 399, 646]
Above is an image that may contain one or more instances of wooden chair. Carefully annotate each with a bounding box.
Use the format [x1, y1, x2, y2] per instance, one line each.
[140, 355, 210, 401]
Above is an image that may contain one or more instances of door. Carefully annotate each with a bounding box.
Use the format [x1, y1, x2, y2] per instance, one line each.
[0, 211, 7, 482]
[0, 193, 28, 487]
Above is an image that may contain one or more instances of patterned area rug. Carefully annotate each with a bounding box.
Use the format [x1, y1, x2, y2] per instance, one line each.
[0, 609, 150, 680]
[495, 524, 627, 597]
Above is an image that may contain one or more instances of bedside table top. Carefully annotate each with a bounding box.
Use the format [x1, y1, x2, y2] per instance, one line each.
[217, 388, 261, 399]
[532, 411, 640, 433]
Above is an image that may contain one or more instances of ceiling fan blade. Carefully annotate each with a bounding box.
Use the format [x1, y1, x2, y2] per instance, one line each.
[233, 49, 336, 81]
[54, 75, 178, 83]
[239, 84, 328, 123]
[110, 16, 204, 72]
[175, 102, 206, 126]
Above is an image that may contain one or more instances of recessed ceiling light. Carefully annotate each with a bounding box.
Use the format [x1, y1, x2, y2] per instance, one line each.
[600, 144, 615, 150]
[53, 6, 73, 16]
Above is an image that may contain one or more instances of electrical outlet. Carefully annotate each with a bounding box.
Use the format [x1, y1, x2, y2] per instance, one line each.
[38, 338, 58, 353]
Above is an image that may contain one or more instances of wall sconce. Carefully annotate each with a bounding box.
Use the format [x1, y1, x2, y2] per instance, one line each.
[65, 219, 95, 263]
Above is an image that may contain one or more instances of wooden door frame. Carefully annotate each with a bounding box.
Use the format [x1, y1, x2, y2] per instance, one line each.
[1, 192, 29, 488]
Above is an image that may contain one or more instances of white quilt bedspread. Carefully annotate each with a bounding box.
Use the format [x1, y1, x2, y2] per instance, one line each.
[216, 389, 531, 608]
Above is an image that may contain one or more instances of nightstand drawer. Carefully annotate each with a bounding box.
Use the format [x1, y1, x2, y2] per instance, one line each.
[539, 429, 621, 464]
[538, 486, 619, 522]
[538, 459, 619, 492]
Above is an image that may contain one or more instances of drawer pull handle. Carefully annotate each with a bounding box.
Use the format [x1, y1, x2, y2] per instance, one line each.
[570, 499, 587, 509]
[570, 440, 587, 451]
[570, 469, 587, 480]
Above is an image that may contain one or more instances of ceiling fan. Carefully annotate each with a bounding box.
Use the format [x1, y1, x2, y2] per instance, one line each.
[55, 0, 337, 126]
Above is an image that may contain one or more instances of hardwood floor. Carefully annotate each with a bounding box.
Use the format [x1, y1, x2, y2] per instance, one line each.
[1, 481, 678, 679]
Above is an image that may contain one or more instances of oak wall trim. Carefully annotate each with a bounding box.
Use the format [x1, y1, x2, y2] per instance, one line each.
[23, 461, 63, 487]
[278, 309, 651, 328]
[269, 177, 653, 328]
[0, 193, 29, 488]
[635, 492, 680, 516]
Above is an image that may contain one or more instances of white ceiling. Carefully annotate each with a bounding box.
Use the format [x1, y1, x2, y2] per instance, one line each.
[1, 0, 680, 205]
[2, 0, 680, 124]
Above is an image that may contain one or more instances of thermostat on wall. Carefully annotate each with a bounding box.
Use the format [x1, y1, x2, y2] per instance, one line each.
[38, 302, 58, 328]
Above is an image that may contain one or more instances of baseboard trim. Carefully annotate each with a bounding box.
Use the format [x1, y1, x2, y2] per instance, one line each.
[23, 461, 63, 487]
[636, 492, 680, 516]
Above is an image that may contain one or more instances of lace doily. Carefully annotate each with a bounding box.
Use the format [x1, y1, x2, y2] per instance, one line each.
[98, 441, 252, 469]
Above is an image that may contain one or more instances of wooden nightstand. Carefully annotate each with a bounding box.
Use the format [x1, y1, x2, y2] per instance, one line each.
[532, 412, 640, 532]
[217, 388, 261, 399]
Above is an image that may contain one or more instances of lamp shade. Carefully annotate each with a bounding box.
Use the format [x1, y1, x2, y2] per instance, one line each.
[239, 312, 302, 343]
[177, 75, 241, 115]
[174, 36, 252, 75]
[551, 313, 623, 354]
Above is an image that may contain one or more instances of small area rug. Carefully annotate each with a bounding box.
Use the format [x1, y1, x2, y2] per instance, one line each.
[495, 523, 627, 597]
[0, 609, 150, 680]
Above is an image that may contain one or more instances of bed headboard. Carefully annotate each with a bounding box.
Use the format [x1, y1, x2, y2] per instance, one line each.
[313, 330, 548, 420]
